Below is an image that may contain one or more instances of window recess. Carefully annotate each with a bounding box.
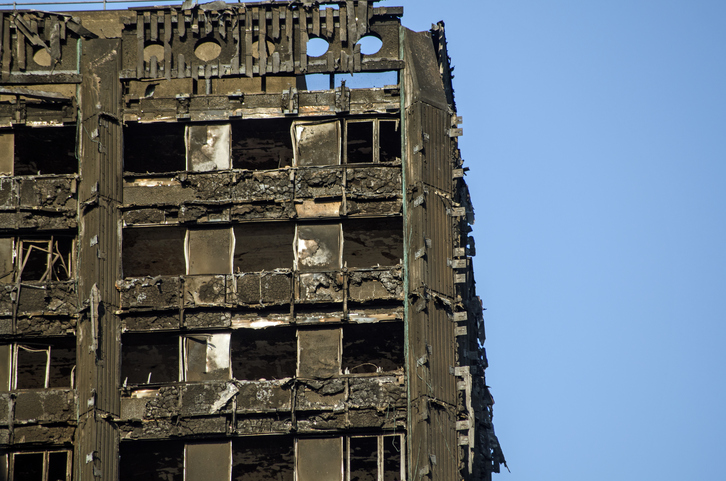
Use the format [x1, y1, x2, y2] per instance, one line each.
[0, 236, 74, 284]
[295, 434, 405, 481]
[342, 323, 404, 374]
[231, 327, 296, 381]
[231, 118, 294, 170]
[0, 450, 72, 481]
[346, 119, 400, 164]
[1, 126, 78, 177]
[121, 333, 179, 386]
[0, 338, 76, 391]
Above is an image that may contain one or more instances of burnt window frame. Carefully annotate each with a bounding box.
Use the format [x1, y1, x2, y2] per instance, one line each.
[294, 434, 405, 481]
[346, 433, 405, 481]
[0, 125, 78, 177]
[121, 332, 232, 386]
[1, 449, 73, 481]
[344, 118, 401, 165]
[0, 235, 75, 284]
[6, 339, 76, 391]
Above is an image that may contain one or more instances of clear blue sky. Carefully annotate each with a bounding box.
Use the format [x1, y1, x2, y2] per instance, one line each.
[393, 1, 726, 480]
[15, 1, 726, 479]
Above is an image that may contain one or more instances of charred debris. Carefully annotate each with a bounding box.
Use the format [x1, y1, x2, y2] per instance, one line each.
[0, 1, 504, 480]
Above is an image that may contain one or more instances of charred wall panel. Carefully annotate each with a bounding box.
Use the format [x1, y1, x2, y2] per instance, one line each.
[403, 27, 461, 481]
[75, 38, 123, 481]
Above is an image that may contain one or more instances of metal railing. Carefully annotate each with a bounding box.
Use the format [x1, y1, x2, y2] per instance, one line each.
[0, 0, 186, 11]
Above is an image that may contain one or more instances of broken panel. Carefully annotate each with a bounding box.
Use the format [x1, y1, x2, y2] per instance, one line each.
[0, 131, 13, 176]
[233, 223, 294, 272]
[297, 437, 343, 481]
[0, 238, 14, 284]
[232, 435, 294, 481]
[184, 333, 231, 382]
[124, 122, 185, 174]
[123, 227, 185, 277]
[13, 126, 77, 176]
[186, 227, 233, 275]
[343, 323, 404, 374]
[232, 118, 294, 170]
[185, 441, 231, 481]
[0, 344, 10, 391]
[293, 120, 341, 166]
[121, 333, 179, 385]
[186, 123, 231, 172]
[344, 218, 403, 268]
[231, 327, 296, 381]
[12, 337, 75, 390]
[119, 440, 183, 481]
[296, 224, 342, 272]
[297, 328, 341, 379]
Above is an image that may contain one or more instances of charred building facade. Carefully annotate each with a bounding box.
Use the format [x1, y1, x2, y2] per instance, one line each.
[0, 1, 504, 480]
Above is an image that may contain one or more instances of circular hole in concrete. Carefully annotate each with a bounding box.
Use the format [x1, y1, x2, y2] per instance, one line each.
[194, 40, 222, 62]
[357, 35, 382, 55]
[143, 43, 164, 63]
[252, 38, 276, 59]
[307, 36, 329, 57]
[33, 48, 51, 67]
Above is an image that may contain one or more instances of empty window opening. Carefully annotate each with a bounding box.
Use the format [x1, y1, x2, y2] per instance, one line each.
[234, 223, 294, 273]
[378, 120, 401, 163]
[347, 121, 373, 164]
[292, 120, 341, 166]
[349, 436, 377, 481]
[124, 122, 185, 174]
[9, 337, 75, 390]
[334, 71, 398, 90]
[344, 218, 403, 268]
[303, 73, 333, 91]
[183, 333, 231, 382]
[120, 441, 183, 481]
[2, 236, 75, 283]
[12, 126, 77, 176]
[382, 436, 403, 481]
[297, 328, 341, 379]
[346, 119, 400, 164]
[185, 441, 232, 481]
[186, 123, 231, 172]
[121, 333, 179, 385]
[4, 450, 71, 481]
[296, 223, 342, 272]
[306, 36, 330, 57]
[232, 119, 294, 170]
[231, 327, 296, 380]
[232, 435, 294, 481]
[343, 323, 404, 374]
[186, 227, 233, 275]
[123, 227, 185, 277]
[357, 35, 383, 56]
[297, 437, 343, 481]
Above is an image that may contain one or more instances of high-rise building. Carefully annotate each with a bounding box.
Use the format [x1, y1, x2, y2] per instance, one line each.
[0, 1, 504, 480]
